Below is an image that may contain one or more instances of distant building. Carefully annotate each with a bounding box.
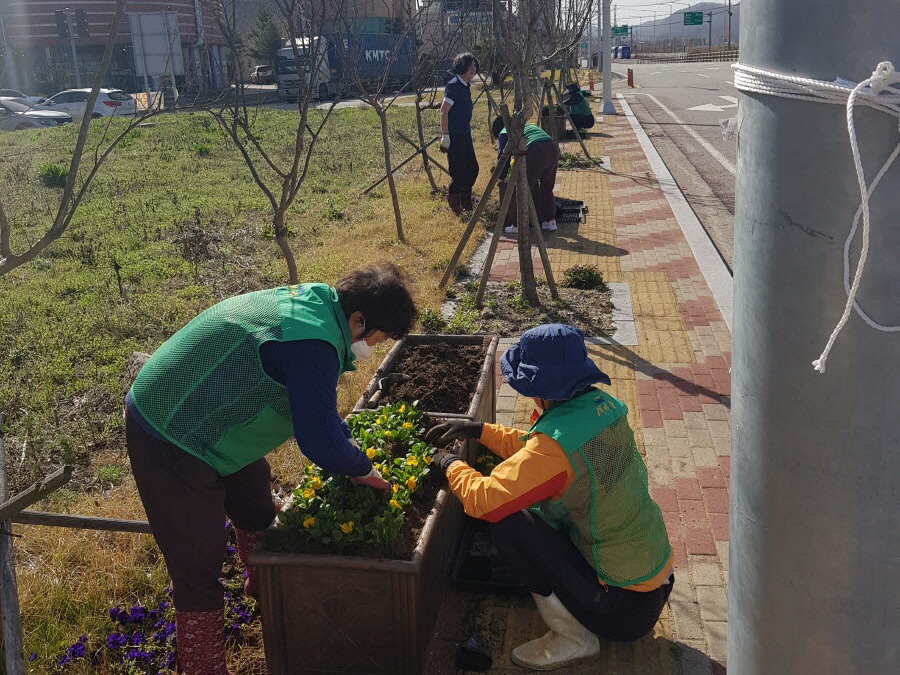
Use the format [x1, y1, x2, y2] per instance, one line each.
[0, 0, 227, 94]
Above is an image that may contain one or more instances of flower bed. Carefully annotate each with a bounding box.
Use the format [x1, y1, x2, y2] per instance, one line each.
[266, 402, 438, 559]
[253, 334, 498, 675]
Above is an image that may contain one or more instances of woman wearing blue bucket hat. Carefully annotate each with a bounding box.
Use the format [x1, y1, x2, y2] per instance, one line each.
[426, 324, 673, 671]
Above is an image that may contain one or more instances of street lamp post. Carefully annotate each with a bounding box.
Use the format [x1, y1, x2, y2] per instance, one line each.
[600, 0, 614, 114]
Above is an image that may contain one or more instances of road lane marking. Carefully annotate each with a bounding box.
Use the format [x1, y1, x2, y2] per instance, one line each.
[697, 73, 713, 78]
[629, 92, 736, 175]
[686, 95, 738, 112]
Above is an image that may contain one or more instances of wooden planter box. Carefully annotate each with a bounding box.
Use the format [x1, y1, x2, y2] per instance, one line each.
[252, 334, 498, 675]
[540, 111, 567, 138]
[353, 334, 499, 425]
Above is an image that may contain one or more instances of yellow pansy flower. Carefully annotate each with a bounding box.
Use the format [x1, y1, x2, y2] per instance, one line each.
[309, 477, 323, 490]
[392, 484, 400, 493]
[424, 454, 433, 464]
[365, 447, 376, 459]
[406, 456, 419, 467]
[376, 415, 387, 426]
[399, 404, 406, 413]
[340, 521, 354, 534]
[384, 430, 392, 439]
[301, 488, 316, 500]
[406, 477, 417, 491]
[402, 422, 414, 429]
[389, 499, 401, 509]
[303, 516, 316, 529]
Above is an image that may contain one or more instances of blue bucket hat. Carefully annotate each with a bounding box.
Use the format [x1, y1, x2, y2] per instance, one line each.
[500, 324, 611, 401]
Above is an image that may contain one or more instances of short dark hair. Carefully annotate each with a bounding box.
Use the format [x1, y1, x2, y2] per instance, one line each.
[491, 116, 506, 139]
[451, 52, 479, 75]
[335, 263, 418, 340]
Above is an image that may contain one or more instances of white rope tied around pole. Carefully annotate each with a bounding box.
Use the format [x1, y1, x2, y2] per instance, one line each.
[733, 61, 900, 373]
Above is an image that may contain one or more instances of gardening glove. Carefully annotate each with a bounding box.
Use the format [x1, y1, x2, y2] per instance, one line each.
[425, 420, 483, 447]
[432, 451, 465, 477]
[440, 133, 451, 152]
[349, 463, 390, 490]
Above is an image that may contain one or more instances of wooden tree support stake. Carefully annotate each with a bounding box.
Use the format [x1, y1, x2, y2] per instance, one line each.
[438, 137, 514, 288]
[361, 135, 440, 195]
[0, 465, 74, 522]
[395, 131, 450, 176]
[0, 414, 24, 675]
[549, 80, 594, 162]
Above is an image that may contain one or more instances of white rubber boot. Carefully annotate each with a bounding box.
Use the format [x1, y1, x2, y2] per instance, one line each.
[510, 592, 601, 671]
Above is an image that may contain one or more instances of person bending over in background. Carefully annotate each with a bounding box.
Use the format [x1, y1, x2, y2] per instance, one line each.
[125, 263, 417, 675]
[491, 116, 561, 235]
[440, 52, 480, 215]
[427, 324, 673, 672]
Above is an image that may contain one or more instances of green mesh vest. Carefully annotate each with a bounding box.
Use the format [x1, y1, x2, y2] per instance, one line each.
[129, 284, 355, 476]
[526, 389, 672, 587]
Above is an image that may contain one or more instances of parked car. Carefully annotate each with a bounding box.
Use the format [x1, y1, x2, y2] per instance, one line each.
[0, 98, 72, 130]
[0, 89, 46, 106]
[249, 65, 274, 84]
[37, 88, 137, 121]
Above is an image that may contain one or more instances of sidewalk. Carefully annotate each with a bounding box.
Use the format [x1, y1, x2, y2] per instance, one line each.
[423, 99, 732, 674]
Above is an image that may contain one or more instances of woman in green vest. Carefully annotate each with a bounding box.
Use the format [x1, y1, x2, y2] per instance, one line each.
[427, 324, 673, 671]
[125, 263, 417, 675]
[563, 83, 596, 130]
[491, 117, 561, 235]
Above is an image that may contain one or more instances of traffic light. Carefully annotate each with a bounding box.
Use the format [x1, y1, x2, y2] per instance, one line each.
[74, 9, 89, 38]
[55, 10, 70, 39]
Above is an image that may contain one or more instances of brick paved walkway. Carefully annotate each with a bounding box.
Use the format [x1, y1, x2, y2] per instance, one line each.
[425, 102, 731, 674]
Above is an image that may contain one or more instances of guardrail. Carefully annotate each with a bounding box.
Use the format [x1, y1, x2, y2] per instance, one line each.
[618, 50, 739, 65]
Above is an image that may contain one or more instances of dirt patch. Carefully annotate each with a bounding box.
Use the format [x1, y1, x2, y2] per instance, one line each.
[379, 342, 486, 414]
[446, 282, 613, 337]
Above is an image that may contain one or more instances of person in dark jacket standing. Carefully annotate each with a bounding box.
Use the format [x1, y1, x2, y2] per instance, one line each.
[440, 52, 480, 215]
[125, 263, 417, 675]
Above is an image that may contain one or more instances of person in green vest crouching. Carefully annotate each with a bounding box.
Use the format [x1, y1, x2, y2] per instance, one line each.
[125, 263, 417, 675]
[427, 323, 673, 671]
[563, 82, 596, 131]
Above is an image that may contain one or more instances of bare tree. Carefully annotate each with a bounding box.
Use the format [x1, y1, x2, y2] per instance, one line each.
[211, 0, 348, 283]
[331, 1, 418, 243]
[491, 0, 594, 305]
[0, 0, 174, 277]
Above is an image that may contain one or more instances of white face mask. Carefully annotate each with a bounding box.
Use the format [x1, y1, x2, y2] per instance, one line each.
[351, 340, 374, 360]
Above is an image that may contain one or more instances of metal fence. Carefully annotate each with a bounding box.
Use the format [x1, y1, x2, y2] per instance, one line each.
[618, 50, 740, 65]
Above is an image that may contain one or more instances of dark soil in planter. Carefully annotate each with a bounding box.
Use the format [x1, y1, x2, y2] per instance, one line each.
[378, 342, 485, 414]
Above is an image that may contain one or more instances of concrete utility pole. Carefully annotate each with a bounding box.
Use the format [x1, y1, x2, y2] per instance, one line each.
[0, 15, 22, 90]
[726, 0, 732, 49]
[66, 10, 83, 88]
[731, 1, 899, 674]
[600, 0, 614, 114]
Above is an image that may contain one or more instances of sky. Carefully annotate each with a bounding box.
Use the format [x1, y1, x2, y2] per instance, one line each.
[599, 1, 736, 28]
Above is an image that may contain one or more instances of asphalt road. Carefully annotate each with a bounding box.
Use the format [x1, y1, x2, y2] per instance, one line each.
[614, 61, 738, 268]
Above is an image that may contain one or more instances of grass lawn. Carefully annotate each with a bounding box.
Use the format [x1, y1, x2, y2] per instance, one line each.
[0, 101, 498, 672]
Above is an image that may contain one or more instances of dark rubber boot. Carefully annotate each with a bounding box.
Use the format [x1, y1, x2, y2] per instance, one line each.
[447, 191, 463, 216]
[461, 187, 475, 212]
[234, 528, 266, 599]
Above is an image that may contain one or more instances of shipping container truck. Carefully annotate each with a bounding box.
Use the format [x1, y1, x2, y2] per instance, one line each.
[275, 34, 412, 102]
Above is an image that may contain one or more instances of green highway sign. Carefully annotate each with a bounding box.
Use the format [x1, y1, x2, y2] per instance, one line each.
[611, 25, 629, 37]
[683, 12, 704, 26]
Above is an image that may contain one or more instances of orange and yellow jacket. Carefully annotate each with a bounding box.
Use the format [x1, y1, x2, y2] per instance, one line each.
[445, 420, 673, 592]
